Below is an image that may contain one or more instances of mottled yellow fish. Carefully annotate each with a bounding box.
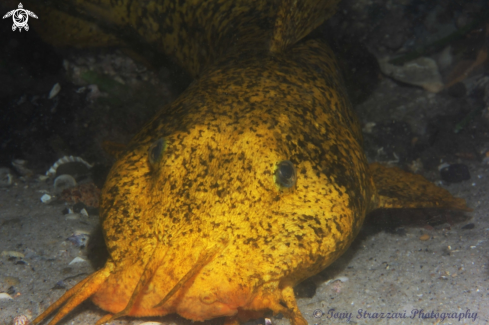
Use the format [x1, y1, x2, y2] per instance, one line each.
[28, 1, 469, 325]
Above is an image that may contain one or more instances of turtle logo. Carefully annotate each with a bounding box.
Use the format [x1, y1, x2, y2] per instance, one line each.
[3, 3, 38, 32]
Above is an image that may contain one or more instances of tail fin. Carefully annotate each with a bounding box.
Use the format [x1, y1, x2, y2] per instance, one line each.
[20, 0, 341, 76]
[370, 162, 471, 211]
[270, 0, 341, 53]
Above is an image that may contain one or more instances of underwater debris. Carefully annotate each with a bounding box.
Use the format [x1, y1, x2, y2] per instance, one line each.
[11, 160, 33, 177]
[40, 194, 54, 204]
[53, 174, 77, 194]
[68, 257, 87, 265]
[1, 251, 25, 259]
[379, 57, 444, 92]
[48, 83, 61, 99]
[388, 10, 489, 65]
[13, 315, 31, 325]
[59, 182, 101, 207]
[45, 156, 93, 178]
[0, 168, 13, 186]
[67, 230, 90, 248]
[0, 293, 14, 300]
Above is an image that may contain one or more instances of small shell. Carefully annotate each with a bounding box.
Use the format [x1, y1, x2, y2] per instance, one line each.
[68, 257, 87, 265]
[48, 83, 61, 99]
[53, 174, 77, 194]
[0, 292, 14, 300]
[13, 315, 31, 325]
[45, 156, 93, 178]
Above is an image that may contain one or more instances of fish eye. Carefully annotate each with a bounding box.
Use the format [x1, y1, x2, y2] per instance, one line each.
[274, 160, 296, 188]
[148, 138, 167, 165]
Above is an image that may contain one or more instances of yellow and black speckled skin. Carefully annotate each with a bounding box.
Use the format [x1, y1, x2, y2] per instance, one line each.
[24, 0, 338, 78]
[96, 39, 374, 323]
[29, 1, 468, 325]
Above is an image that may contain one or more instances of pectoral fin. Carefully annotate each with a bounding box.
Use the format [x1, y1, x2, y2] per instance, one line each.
[370, 162, 471, 211]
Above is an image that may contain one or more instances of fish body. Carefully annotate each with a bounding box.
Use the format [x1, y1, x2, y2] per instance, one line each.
[29, 1, 468, 325]
[95, 38, 372, 323]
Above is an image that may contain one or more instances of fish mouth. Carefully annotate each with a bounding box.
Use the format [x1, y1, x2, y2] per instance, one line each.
[90, 237, 236, 321]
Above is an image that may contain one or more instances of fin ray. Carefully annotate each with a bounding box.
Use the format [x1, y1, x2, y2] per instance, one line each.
[32, 266, 111, 325]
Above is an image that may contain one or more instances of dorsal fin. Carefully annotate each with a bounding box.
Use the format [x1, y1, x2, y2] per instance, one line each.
[369, 163, 471, 211]
[270, 0, 341, 53]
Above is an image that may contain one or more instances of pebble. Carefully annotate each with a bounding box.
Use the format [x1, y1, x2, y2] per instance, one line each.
[40, 194, 54, 204]
[419, 234, 430, 241]
[378, 57, 444, 93]
[461, 223, 475, 230]
[1, 251, 24, 259]
[67, 230, 90, 248]
[439, 164, 471, 183]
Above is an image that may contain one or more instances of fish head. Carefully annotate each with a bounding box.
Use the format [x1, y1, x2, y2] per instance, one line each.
[98, 49, 372, 320]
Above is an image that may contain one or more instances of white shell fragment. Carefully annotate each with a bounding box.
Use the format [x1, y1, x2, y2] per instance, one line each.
[45, 156, 94, 177]
[80, 208, 89, 217]
[0, 292, 14, 300]
[378, 57, 444, 93]
[68, 257, 87, 265]
[322, 276, 349, 286]
[1, 250, 25, 258]
[13, 315, 31, 325]
[48, 83, 61, 99]
[53, 174, 77, 194]
[0, 167, 13, 186]
[40, 193, 54, 204]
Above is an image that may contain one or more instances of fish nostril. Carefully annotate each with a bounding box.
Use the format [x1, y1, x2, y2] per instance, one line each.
[274, 160, 296, 188]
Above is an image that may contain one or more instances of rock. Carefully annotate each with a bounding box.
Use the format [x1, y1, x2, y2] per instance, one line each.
[439, 163, 470, 183]
[378, 57, 444, 93]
